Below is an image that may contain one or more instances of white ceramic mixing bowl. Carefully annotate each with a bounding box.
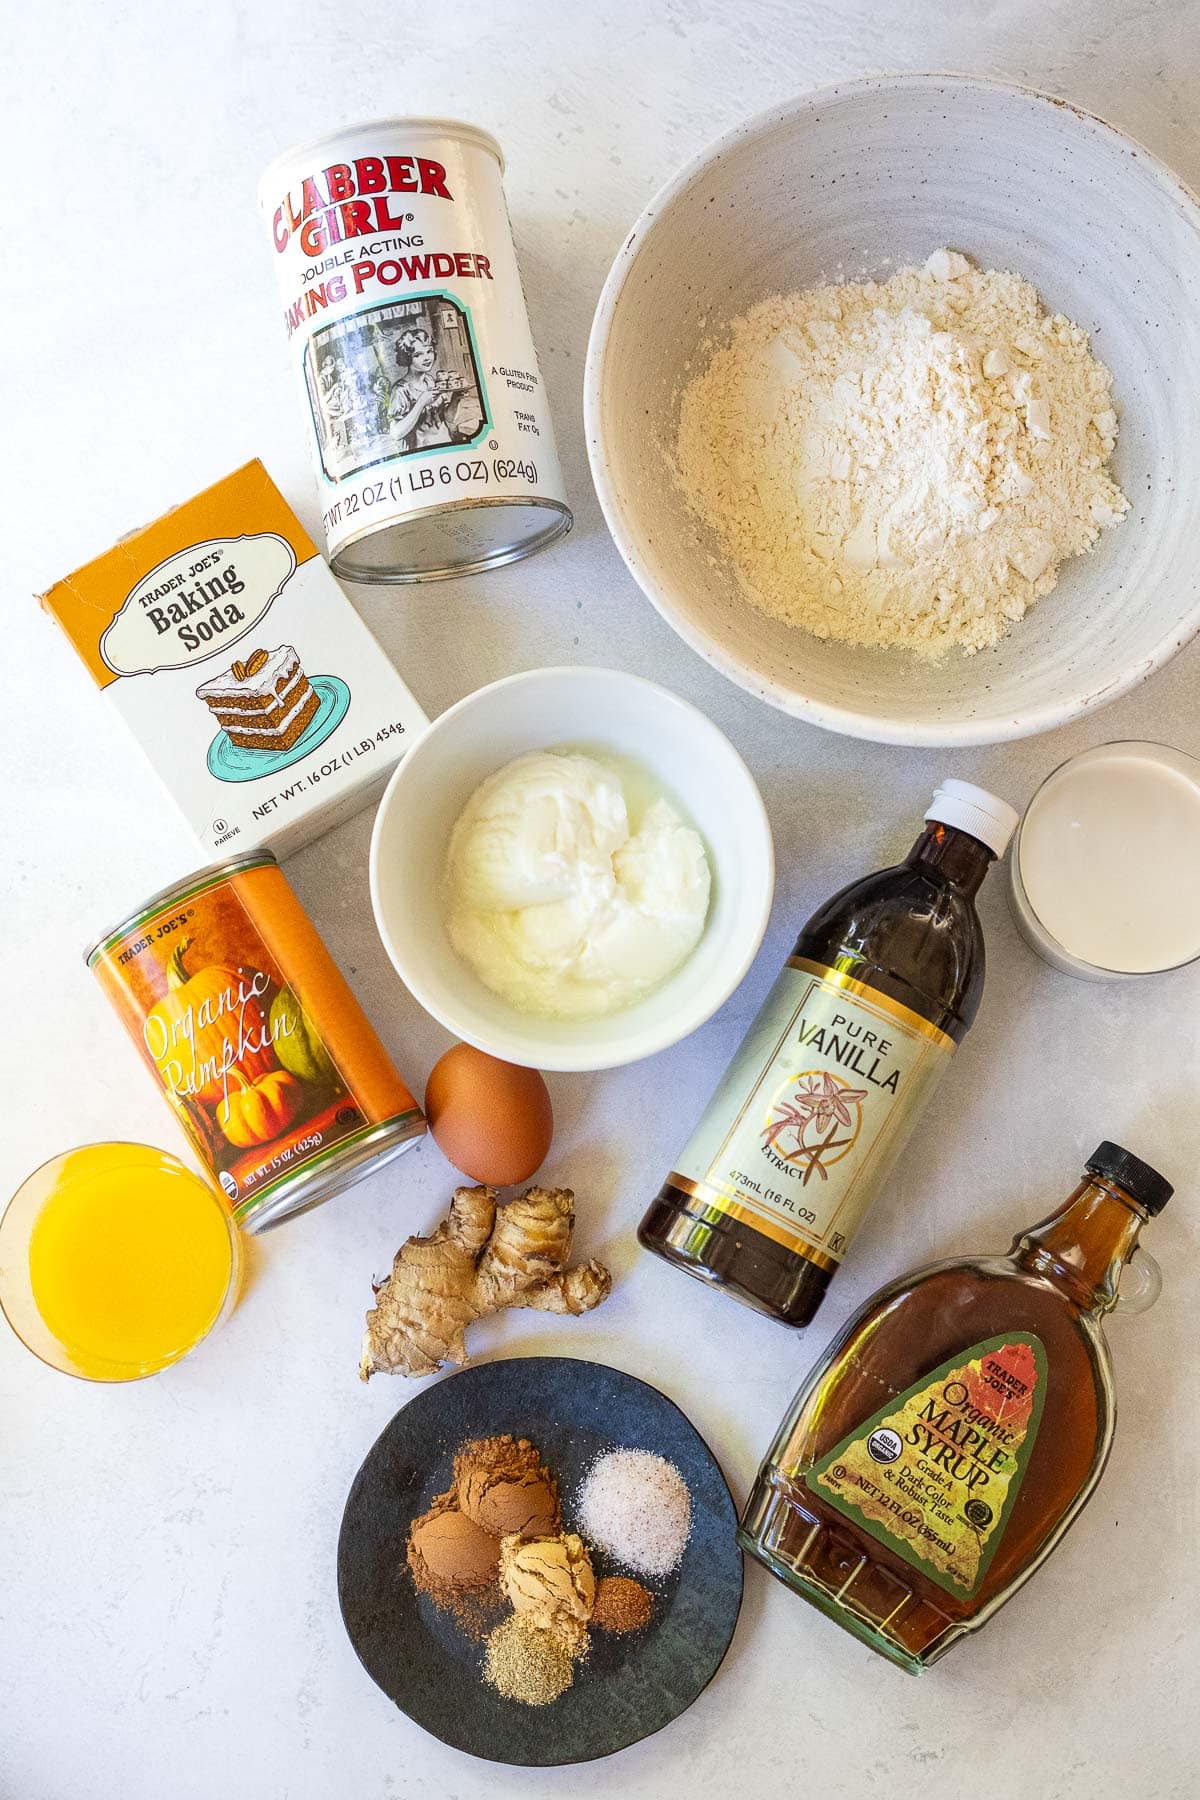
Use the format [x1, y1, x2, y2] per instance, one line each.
[369, 667, 774, 1071]
[586, 75, 1200, 746]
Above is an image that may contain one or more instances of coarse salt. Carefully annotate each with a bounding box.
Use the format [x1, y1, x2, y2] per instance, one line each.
[577, 1449, 692, 1580]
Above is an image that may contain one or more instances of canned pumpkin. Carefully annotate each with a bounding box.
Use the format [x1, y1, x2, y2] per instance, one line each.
[88, 852, 424, 1229]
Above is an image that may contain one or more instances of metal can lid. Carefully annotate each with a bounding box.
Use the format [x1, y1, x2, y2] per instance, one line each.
[258, 116, 504, 209]
[236, 1113, 425, 1232]
[84, 850, 278, 967]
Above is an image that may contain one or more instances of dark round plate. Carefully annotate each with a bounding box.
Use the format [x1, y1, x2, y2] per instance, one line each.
[337, 1356, 743, 1766]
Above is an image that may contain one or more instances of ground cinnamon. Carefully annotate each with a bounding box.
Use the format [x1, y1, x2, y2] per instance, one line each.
[406, 1486, 506, 1639]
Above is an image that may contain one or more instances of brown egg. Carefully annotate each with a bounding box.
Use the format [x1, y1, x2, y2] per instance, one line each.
[424, 1043, 554, 1186]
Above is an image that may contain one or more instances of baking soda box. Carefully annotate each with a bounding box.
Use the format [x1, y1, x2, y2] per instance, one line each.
[40, 459, 427, 858]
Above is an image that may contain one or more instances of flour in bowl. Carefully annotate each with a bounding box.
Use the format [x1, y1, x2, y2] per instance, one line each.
[673, 249, 1128, 657]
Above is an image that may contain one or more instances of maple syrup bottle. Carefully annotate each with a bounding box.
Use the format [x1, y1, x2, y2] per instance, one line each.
[739, 1143, 1173, 1670]
[640, 780, 1018, 1326]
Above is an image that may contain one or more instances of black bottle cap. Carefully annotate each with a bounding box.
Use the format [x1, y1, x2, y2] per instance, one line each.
[1085, 1142, 1173, 1215]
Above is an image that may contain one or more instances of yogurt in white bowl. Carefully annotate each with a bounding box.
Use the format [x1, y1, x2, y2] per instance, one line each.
[369, 667, 774, 1071]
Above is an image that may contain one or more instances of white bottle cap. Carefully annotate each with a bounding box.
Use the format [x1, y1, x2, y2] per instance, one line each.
[925, 779, 1019, 859]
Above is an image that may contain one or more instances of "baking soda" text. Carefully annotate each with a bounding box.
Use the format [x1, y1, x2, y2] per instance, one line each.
[144, 565, 247, 650]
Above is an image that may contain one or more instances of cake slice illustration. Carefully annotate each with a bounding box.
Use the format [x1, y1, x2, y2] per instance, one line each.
[196, 645, 321, 751]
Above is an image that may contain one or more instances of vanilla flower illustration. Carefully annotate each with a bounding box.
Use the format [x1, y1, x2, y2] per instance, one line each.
[760, 1072, 870, 1184]
[804, 1070, 869, 1132]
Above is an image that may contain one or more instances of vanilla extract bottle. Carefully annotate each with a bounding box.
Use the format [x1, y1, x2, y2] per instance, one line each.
[639, 781, 1018, 1326]
[739, 1143, 1173, 1670]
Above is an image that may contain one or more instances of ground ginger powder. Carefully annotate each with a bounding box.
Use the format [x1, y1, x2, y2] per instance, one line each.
[673, 249, 1128, 658]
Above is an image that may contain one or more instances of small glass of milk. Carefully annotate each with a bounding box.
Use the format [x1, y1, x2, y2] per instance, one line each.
[1009, 741, 1200, 980]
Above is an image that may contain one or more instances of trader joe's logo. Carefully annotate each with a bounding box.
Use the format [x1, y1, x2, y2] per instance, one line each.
[761, 1071, 869, 1184]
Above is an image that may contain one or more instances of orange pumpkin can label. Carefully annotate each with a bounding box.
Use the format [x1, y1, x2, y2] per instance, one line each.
[89, 853, 424, 1228]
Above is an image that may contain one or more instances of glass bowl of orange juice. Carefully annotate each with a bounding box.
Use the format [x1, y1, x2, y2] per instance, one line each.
[0, 1143, 241, 1381]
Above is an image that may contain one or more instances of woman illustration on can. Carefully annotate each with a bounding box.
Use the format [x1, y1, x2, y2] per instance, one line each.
[388, 328, 455, 451]
[319, 354, 356, 455]
[368, 370, 392, 438]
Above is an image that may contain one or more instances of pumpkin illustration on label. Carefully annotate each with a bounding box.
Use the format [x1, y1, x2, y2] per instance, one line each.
[217, 1068, 307, 1148]
[269, 986, 338, 1083]
[142, 938, 276, 1106]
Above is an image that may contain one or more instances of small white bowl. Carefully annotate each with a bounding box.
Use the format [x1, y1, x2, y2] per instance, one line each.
[368, 667, 774, 1071]
[586, 74, 1200, 746]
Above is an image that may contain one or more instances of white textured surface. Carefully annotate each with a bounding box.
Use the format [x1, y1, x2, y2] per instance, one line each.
[3, 4, 1198, 1798]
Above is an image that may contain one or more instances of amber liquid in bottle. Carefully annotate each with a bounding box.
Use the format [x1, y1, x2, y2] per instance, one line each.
[739, 1157, 1166, 1670]
[640, 818, 994, 1325]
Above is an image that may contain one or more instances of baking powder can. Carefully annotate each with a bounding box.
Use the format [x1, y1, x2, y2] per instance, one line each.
[258, 117, 572, 583]
[87, 852, 425, 1231]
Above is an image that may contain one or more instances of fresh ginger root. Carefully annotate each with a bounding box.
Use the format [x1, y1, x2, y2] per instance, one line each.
[359, 1185, 612, 1380]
